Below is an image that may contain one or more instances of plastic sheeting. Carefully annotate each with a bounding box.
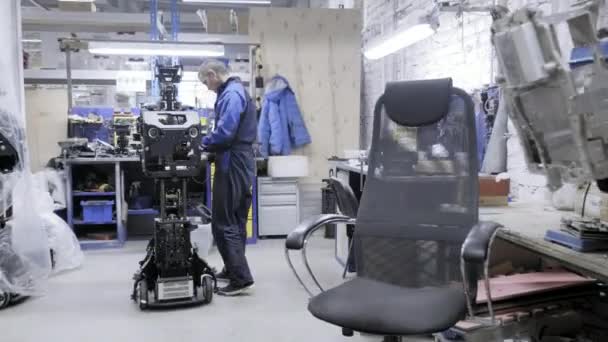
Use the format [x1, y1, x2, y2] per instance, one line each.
[34, 169, 67, 210]
[0, 1, 57, 296]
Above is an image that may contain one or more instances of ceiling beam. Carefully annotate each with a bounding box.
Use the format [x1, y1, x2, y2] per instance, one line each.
[21, 7, 250, 34]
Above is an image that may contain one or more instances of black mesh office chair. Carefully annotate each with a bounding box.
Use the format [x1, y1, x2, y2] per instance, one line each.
[286, 78, 503, 339]
[324, 177, 359, 219]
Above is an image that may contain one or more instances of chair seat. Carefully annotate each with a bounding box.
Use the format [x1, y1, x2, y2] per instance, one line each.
[308, 277, 467, 336]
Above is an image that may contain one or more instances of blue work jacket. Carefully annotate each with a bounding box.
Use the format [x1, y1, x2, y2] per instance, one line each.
[257, 75, 311, 157]
[202, 77, 257, 152]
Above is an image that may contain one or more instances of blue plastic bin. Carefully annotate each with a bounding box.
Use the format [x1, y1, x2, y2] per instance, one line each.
[81, 200, 114, 223]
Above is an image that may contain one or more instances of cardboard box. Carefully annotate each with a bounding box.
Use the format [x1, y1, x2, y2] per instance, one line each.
[480, 196, 509, 207]
[479, 175, 510, 196]
[479, 175, 510, 207]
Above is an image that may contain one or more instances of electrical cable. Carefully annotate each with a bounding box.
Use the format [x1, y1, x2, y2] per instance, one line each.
[581, 182, 592, 217]
[190, 176, 207, 185]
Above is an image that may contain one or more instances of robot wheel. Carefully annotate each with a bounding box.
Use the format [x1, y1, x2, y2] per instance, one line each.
[200, 274, 214, 304]
[136, 279, 149, 310]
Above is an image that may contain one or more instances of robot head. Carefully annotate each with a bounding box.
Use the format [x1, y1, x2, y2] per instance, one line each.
[139, 111, 202, 178]
[139, 64, 203, 178]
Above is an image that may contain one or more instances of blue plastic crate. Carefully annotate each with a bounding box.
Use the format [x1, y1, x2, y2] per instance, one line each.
[81, 200, 114, 223]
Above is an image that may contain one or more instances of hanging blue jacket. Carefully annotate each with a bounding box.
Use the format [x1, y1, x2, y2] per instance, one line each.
[258, 75, 311, 157]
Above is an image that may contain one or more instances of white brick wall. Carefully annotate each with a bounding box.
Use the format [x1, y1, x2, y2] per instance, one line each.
[361, 0, 606, 146]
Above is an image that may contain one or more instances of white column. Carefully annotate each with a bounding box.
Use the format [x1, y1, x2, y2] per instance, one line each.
[0, 0, 27, 168]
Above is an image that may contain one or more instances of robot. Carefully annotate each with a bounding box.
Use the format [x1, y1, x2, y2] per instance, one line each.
[437, 0, 608, 193]
[0, 124, 27, 309]
[489, 0, 608, 193]
[131, 65, 215, 309]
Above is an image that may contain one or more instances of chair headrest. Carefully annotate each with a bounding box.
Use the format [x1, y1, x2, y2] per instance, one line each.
[383, 78, 453, 127]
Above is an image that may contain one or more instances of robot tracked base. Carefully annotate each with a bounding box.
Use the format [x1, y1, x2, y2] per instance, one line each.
[131, 223, 215, 310]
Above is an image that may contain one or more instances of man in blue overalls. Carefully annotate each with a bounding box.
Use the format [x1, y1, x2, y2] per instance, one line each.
[199, 60, 256, 295]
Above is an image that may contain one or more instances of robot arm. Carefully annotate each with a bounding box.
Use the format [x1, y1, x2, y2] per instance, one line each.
[490, 0, 608, 191]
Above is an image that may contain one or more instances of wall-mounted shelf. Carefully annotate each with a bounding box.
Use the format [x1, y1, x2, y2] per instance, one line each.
[73, 219, 117, 226]
[24, 69, 150, 85]
[73, 191, 116, 197]
[24, 69, 251, 85]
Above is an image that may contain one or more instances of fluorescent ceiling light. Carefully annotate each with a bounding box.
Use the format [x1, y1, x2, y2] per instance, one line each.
[22, 38, 42, 43]
[88, 41, 225, 57]
[364, 23, 436, 60]
[182, 0, 271, 4]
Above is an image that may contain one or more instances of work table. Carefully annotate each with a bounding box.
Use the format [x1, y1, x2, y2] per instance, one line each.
[481, 203, 608, 283]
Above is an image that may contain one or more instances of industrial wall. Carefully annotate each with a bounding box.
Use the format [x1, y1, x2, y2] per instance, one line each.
[249, 7, 362, 182]
[361, 0, 608, 202]
[361, 0, 608, 143]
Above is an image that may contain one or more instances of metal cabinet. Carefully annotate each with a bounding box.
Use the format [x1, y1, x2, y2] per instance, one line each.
[257, 177, 299, 237]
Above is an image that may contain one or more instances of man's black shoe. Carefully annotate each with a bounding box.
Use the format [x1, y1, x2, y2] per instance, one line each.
[217, 282, 254, 296]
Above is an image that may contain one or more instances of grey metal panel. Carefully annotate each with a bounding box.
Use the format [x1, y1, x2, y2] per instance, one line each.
[258, 194, 297, 206]
[257, 177, 300, 236]
[258, 205, 298, 236]
[298, 182, 322, 222]
[258, 181, 298, 195]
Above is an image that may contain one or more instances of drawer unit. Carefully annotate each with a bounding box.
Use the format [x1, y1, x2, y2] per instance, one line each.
[257, 177, 299, 237]
[258, 180, 298, 195]
[258, 194, 297, 206]
[258, 205, 298, 236]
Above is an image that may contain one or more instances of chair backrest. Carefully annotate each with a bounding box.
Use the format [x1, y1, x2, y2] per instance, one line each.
[354, 78, 478, 288]
[324, 177, 359, 218]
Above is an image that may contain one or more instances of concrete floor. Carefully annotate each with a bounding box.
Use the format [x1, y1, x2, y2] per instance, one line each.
[0, 233, 431, 342]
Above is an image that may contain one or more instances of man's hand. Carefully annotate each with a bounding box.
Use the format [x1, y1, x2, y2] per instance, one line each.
[201, 135, 211, 150]
[203, 152, 216, 163]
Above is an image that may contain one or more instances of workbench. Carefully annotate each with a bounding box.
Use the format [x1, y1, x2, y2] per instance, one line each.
[64, 155, 214, 249]
[484, 203, 608, 283]
[330, 159, 608, 282]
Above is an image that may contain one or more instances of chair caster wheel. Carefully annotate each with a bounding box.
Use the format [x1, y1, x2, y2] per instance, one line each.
[342, 328, 354, 337]
[0, 291, 10, 309]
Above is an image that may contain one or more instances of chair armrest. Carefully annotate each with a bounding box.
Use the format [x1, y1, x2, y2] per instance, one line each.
[286, 214, 353, 250]
[462, 221, 503, 264]
[460, 221, 503, 321]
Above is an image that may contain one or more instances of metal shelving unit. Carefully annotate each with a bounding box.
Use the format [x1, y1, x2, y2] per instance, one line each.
[73, 191, 116, 197]
[65, 157, 138, 250]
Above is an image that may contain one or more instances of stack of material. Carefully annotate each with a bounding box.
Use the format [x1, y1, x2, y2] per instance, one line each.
[545, 217, 608, 252]
[445, 270, 597, 340]
[475, 271, 596, 313]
